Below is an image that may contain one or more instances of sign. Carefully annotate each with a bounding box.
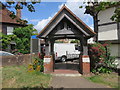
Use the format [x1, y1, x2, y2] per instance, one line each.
[44, 58, 51, 63]
[83, 57, 90, 62]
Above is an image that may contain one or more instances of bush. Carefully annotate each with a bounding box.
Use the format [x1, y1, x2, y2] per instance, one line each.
[70, 40, 79, 43]
[11, 49, 23, 55]
[89, 42, 117, 74]
[28, 57, 44, 72]
[33, 57, 44, 72]
[55, 41, 64, 43]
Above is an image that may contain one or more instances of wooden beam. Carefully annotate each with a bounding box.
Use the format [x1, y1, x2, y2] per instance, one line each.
[43, 14, 91, 38]
[42, 14, 65, 37]
[64, 14, 90, 36]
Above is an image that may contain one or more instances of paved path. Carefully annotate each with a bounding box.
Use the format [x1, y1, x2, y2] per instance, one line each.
[50, 75, 110, 88]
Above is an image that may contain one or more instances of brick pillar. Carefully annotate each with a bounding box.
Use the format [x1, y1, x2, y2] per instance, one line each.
[44, 55, 54, 73]
[82, 55, 90, 74]
[79, 55, 90, 74]
[79, 37, 90, 74]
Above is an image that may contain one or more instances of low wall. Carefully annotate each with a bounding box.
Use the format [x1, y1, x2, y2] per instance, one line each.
[0, 53, 38, 67]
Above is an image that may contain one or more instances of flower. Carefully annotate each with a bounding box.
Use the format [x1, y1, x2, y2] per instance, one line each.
[34, 60, 38, 64]
[28, 64, 34, 72]
[102, 43, 108, 47]
[91, 47, 99, 51]
[36, 65, 41, 71]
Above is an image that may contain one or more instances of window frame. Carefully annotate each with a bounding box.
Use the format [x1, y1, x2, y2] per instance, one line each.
[7, 26, 14, 35]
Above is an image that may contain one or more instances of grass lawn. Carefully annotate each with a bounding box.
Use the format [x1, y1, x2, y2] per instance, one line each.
[2, 65, 51, 88]
[85, 72, 119, 88]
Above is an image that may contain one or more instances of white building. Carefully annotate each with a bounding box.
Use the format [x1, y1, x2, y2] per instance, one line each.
[98, 6, 120, 68]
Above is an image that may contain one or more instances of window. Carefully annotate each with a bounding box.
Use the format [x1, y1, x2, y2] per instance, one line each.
[7, 26, 14, 35]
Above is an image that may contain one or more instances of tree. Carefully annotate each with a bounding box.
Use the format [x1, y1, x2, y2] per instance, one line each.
[84, 1, 120, 22]
[0, 32, 16, 50]
[1, 0, 40, 23]
[80, 1, 120, 42]
[13, 24, 37, 54]
[0, 25, 37, 54]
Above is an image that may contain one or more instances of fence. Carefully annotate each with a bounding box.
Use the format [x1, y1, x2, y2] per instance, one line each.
[0, 53, 38, 67]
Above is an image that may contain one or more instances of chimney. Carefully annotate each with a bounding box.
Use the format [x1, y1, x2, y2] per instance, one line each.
[16, 9, 21, 18]
[16, 3, 21, 18]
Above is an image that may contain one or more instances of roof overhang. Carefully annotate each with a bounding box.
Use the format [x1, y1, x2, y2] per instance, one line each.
[37, 5, 96, 39]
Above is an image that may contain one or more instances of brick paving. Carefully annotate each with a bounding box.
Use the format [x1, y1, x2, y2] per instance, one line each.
[52, 69, 80, 74]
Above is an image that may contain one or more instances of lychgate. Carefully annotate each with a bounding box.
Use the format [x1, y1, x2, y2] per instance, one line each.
[37, 5, 96, 74]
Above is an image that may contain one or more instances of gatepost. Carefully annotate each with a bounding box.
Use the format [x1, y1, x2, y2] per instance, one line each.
[82, 55, 90, 74]
[79, 55, 90, 74]
[44, 55, 54, 73]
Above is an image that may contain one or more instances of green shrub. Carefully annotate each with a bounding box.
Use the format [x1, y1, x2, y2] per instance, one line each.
[55, 41, 64, 43]
[70, 40, 79, 43]
[89, 42, 117, 74]
[33, 57, 44, 72]
[28, 57, 44, 72]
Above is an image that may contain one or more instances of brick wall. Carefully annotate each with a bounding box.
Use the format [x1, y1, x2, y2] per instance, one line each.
[0, 53, 38, 67]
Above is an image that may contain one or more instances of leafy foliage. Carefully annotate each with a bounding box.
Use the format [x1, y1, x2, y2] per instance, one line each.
[13, 24, 37, 54]
[33, 57, 44, 72]
[70, 40, 79, 43]
[1, 24, 37, 54]
[0, 32, 17, 50]
[28, 57, 44, 72]
[1, 1, 40, 23]
[89, 42, 117, 74]
[55, 40, 64, 43]
[82, 1, 120, 22]
[2, 1, 40, 12]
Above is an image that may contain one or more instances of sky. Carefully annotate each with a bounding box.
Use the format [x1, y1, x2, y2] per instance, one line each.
[1, 0, 94, 33]
[21, 0, 94, 33]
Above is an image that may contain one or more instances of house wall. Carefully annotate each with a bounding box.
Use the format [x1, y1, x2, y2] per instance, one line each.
[110, 44, 120, 69]
[98, 7, 115, 24]
[98, 7, 120, 66]
[1, 6, 25, 35]
[110, 44, 120, 57]
[2, 23, 23, 35]
[98, 24, 118, 40]
[98, 7, 118, 41]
